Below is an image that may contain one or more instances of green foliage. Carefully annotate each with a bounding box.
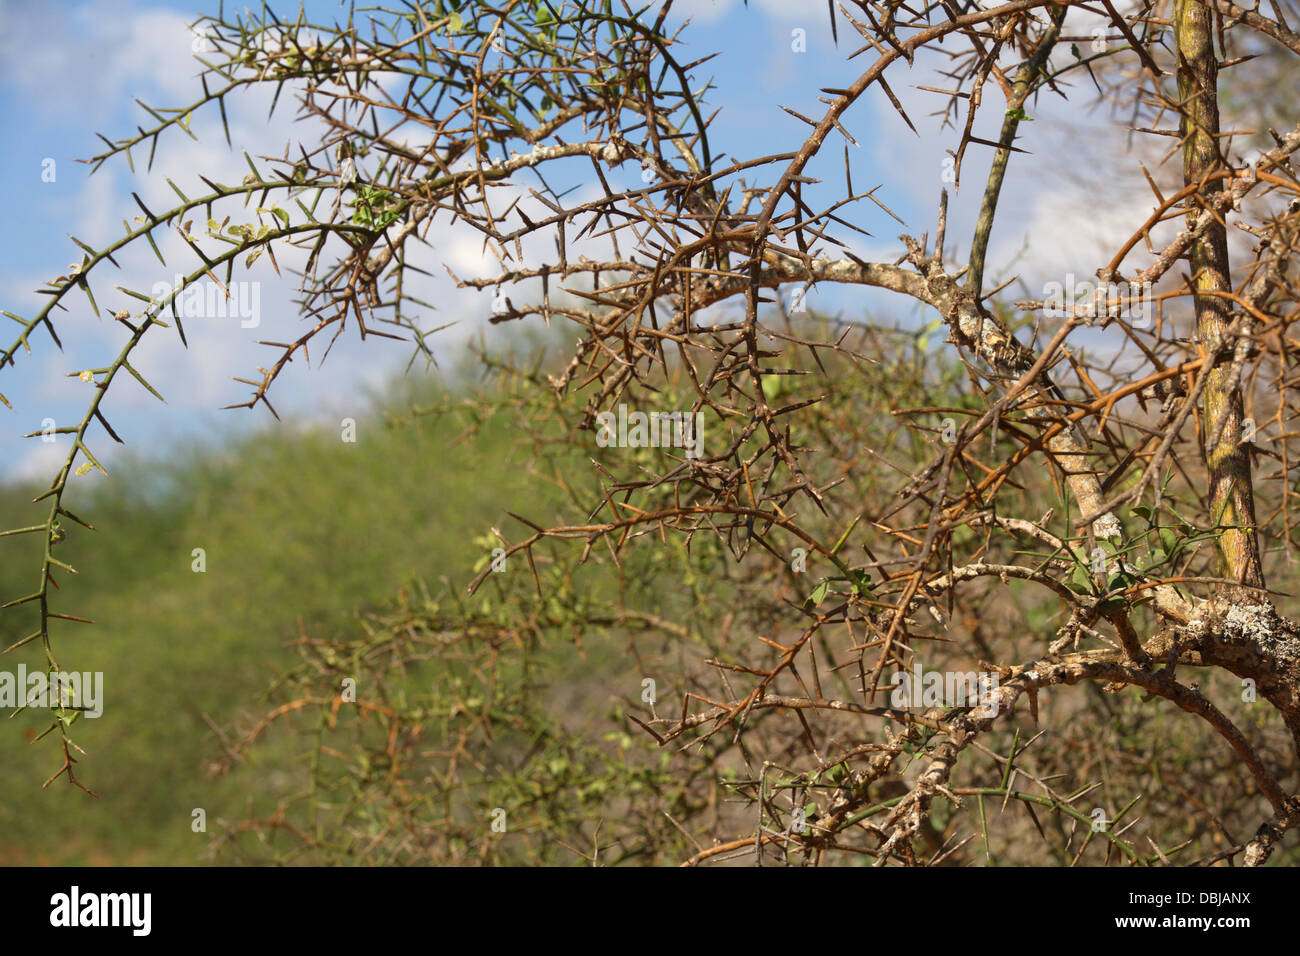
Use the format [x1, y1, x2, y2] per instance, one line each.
[348, 184, 403, 231]
[210, 574, 702, 865]
[0, 372, 566, 862]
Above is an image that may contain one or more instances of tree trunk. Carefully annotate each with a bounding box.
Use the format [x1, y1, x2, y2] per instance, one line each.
[1176, 0, 1265, 595]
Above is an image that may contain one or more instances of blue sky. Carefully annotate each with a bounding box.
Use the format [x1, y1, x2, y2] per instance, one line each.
[0, 0, 1151, 484]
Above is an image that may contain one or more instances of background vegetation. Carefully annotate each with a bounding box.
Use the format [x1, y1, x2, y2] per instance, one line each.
[6, 0, 1300, 866]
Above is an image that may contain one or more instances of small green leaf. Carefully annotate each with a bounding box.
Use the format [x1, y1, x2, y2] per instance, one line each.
[848, 568, 874, 597]
[1097, 595, 1127, 615]
[1069, 564, 1093, 594]
[1107, 570, 1135, 592]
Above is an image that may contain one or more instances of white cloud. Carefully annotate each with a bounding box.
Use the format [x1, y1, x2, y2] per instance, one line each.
[8, 436, 75, 485]
[667, 0, 738, 23]
[0, 2, 200, 114]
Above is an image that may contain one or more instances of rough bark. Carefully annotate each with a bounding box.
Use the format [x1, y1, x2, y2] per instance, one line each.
[1176, 0, 1265, 595]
